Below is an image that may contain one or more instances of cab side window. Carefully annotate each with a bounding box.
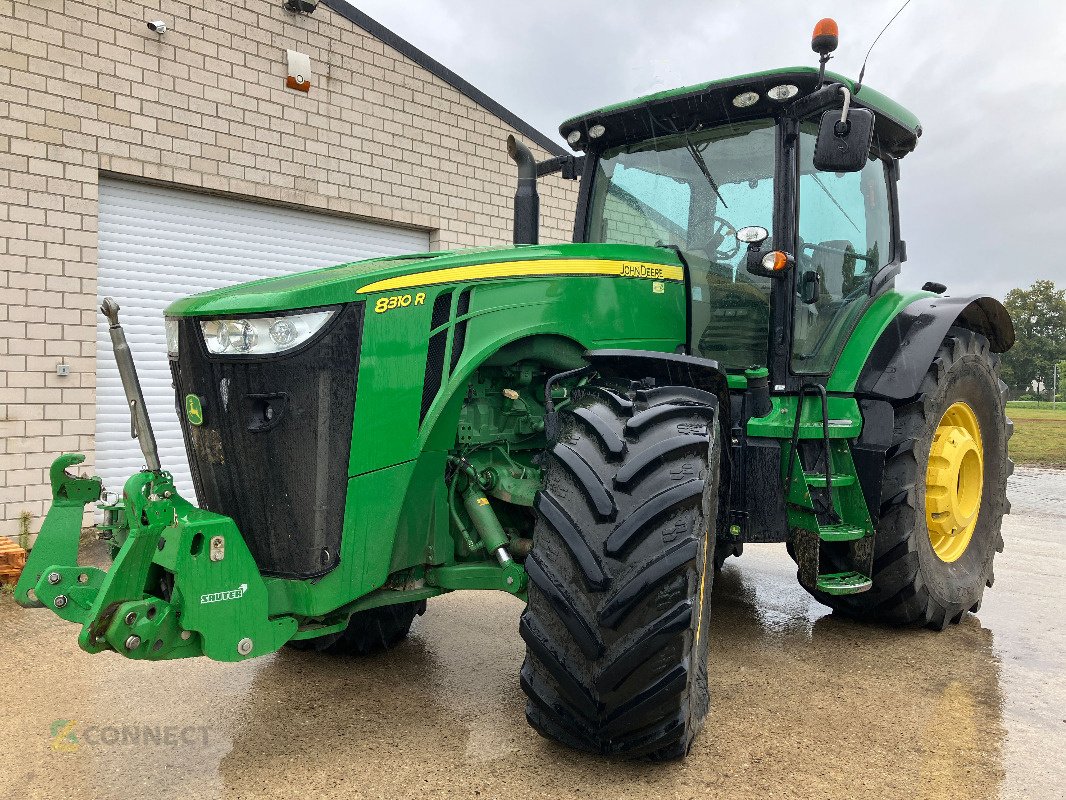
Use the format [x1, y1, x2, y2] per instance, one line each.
[792, 124, 893, 374]
[588, 163, 691, 248]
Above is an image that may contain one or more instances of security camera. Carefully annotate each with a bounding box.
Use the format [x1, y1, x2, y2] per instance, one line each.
[147, 20, 167, 33]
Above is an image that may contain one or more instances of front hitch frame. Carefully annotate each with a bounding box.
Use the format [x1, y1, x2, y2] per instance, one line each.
[17, 455, 298, 662]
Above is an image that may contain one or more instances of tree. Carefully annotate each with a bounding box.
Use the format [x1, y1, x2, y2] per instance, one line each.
[1001, 280, 1066, 398]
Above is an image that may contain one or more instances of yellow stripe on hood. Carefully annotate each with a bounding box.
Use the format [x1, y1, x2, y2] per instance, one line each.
[357, 259, 684, 294]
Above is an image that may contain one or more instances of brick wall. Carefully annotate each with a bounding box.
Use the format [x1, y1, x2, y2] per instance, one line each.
[0, 0, 578, 539]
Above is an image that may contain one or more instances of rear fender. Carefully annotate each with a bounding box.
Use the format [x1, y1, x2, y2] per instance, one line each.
[855, 294, 1015, 401]
[848, 295, 1013, 523]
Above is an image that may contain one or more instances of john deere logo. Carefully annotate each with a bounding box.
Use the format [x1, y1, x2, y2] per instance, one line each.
[185, 394, 203, 426]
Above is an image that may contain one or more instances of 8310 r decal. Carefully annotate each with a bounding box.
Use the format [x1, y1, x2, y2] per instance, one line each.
[374, 292, 426, 313]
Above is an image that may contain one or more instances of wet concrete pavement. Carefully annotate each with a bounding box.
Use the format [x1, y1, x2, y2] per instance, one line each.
[1, 467, 1063, 800]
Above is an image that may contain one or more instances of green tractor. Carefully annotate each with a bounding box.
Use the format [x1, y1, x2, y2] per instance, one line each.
[17, 23, 1014, 760]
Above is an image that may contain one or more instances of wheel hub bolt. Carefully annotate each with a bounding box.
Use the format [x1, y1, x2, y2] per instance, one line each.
[125, 635, 142, 650]
[54, 595, 68, 609]
[237, 638, 253, 655]
[47, 572, 62, 585]
[124, 611, 138, 626]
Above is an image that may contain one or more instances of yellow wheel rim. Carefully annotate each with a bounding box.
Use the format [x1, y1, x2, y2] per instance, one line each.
[925, 401, 984, 563]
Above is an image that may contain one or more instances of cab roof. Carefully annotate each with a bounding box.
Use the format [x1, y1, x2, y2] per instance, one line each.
[560, 66, 922, 159]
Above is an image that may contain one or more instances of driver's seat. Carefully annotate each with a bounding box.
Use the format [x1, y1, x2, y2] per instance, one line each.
[804, 239, 864, 301]
[697, 270, 770, 367]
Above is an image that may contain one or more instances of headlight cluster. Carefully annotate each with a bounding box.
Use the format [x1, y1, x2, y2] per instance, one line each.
[165, 317, 180, 358]
[197, 309, 338, 356]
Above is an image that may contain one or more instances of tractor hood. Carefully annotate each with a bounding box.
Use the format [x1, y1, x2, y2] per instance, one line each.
[164, 243, 683, 317]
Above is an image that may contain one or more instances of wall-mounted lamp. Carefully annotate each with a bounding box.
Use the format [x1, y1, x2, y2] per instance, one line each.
[286, 50, 312, 92]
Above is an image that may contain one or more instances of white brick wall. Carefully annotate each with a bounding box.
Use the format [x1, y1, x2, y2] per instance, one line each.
[0, 0, 578, 538]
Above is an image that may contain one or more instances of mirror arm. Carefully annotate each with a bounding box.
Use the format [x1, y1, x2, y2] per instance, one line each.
[789, 82, 845, 119]
[744, 242, 765, 274]
[836, 86, 852, 128]
[536, 155, 584, 180]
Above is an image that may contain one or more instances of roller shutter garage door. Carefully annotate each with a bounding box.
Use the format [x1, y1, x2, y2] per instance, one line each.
[97, 179, 429, 498]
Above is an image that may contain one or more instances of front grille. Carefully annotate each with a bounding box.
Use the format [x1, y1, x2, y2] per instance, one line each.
[171, 303, 363, 579]
[450, 288, 471, 372]
[420, 291, 452, 423]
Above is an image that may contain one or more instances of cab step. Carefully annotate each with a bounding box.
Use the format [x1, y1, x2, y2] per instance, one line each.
[803, 472, 856, 488]
[816, 523, 868, 542]
[816, 571, 873, 595]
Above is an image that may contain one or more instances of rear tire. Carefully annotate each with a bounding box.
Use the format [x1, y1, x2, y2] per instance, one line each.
[521, 381, 722, 759]
[287, 600, 426, 655]
[807, 327, 1011, 629]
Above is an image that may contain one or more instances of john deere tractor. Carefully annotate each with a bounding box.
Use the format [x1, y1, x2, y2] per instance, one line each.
[17, 22, 1014, 760]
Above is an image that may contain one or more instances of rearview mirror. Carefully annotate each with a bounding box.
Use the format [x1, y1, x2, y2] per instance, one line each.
[813, 107, 874, 173]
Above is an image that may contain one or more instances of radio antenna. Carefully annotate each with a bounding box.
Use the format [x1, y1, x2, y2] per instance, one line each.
[854, 0, 914, 93]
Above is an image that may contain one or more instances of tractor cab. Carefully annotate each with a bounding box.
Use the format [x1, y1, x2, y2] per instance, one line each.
[561, 64, 921, 388]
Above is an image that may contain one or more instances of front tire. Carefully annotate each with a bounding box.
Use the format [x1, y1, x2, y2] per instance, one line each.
[287, 600, 426, 655]
[809, 327, 1011, 629]
[521, 381, 722, 759]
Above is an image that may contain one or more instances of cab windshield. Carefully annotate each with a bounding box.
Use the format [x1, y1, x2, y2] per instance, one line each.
[585, 119, 777, 369]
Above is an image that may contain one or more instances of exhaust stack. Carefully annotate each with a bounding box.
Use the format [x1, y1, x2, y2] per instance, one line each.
[507, 135, 539, 245]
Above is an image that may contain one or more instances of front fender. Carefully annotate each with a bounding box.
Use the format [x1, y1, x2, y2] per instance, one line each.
[581, 349, 730, 411]
[578, 349, 732, 532]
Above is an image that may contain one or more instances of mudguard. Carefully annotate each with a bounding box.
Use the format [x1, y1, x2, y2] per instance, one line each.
[580, 349, 732, 532]
[582, 349, 730, 413]
[856, 294, 1014, 401]
[849, 294, 1013, 524]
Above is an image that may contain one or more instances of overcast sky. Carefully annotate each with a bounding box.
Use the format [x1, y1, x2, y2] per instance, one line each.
[347, 1, 1065, 299]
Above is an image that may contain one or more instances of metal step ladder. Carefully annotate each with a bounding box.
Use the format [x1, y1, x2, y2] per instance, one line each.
[784, 385, 876, 596]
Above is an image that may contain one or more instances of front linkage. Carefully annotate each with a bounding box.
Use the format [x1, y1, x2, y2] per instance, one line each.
[16, 449, 527, 662]
[16, 459, 293, 662]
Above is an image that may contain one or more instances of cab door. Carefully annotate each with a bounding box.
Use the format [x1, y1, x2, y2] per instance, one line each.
[791, 122, 895, 376]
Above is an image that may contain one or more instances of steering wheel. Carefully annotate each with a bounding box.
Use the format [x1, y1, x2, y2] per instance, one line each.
[703, 216, 741, 262]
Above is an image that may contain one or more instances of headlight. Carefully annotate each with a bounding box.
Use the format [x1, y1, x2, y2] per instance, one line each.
[165, 317, 180, 358]
[200, 308, 338, 355]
